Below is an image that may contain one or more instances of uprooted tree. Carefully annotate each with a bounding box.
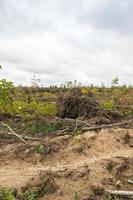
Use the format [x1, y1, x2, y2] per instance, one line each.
[57, 93, 99, 119]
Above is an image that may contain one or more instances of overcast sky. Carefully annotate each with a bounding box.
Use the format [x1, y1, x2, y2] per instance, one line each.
[0, 0, 133, 86]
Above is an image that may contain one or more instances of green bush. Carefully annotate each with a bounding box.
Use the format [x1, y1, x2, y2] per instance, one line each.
[14, 99, 57, 117]
[0, 79, 15, 114]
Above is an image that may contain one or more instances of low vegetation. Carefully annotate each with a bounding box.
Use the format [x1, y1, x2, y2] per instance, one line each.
[0, 77, 133, 119]
[0, 67, 133, 200]
[0, 74, 133, 137]
[0, 187, 15, 200]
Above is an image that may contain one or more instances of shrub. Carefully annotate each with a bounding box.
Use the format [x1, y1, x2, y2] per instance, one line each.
[0, 79, 15, 114]
[14, 99, 57, 117]
[99, 100, 115, 111]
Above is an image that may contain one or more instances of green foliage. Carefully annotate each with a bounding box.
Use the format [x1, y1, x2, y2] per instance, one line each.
[81, 87, 98, 95]
[73, 130, 82, 136]
[39, 102, 57, 116]
[0, 79, 15, 114]
[34, 144, 45, 154]
[23, 121, 59, 135]
[72, 191, 78, 200]
[0, 74, 133, 120]
[106, 195, 112, 200]
[21, 187, 48, 200]
[14, 99, 57, 117]
[0, 187, 16, 200]
[0, 186, 46, 200]
[81, 87, 89, 95]
[21, 190, 37, 200]
[99, 100, 115, 111]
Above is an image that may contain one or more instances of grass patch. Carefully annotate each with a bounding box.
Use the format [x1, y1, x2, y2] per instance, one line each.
[21, 190, 38, 200]
[0, 187, 16, 200]
[23, 121, 59, 135]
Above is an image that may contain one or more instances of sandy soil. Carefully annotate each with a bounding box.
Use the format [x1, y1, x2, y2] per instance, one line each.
[0, 127, 132, 200]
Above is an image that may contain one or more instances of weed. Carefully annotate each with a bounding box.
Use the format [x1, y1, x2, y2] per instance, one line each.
[106, 194, 113, 200]
[0, 187, 16, 200]
[21, 190, 38, 200]
[81, 87, 90, 95]
[20, 175, 57, 200]
[34, 144, 45, 154]
[73, 130, 82, 136]
[72, 191, 78, 200]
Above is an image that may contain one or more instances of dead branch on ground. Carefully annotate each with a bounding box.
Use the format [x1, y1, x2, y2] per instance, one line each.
[128, 179, 133, 184]
[106, 189, 133, 197]
[0, 122, 42, 143]
[1, 122, 28, 144]
[55, 117, 133, 134]
[82, 118, 133, 131]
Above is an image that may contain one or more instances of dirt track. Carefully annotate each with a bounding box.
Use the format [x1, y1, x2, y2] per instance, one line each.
[0, 127, 133, 199]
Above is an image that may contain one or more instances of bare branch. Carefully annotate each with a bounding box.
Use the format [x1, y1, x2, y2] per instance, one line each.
[82, 118, 133, 131]
[1, 122, 28, 144]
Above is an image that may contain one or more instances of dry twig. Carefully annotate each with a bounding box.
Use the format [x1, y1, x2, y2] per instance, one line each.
[53, 128, 69, 136]
[72, 119, 78, 133]
[55, 117, 133, 133]
[81, 118, 133, 131]
[1, 122, 28, 144]
[0, 122, 43, 143]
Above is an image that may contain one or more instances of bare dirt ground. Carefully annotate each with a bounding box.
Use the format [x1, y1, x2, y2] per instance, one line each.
[0, 127, 133, 200]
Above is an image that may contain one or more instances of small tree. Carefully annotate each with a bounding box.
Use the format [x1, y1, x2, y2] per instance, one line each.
[111, 76, 119, 87]
[0, 66, 15, 114]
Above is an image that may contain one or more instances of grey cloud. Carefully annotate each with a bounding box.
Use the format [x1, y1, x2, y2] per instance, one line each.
[0, 0, 133, 86]
[87, 0, 133, 34]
